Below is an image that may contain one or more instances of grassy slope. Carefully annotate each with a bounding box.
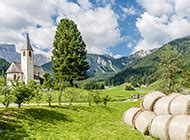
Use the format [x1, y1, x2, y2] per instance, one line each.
[0, 82, 156, 103]
[0, 102, 154, 140]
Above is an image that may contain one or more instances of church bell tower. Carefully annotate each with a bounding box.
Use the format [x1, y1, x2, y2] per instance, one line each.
[21, 33, 34, 84]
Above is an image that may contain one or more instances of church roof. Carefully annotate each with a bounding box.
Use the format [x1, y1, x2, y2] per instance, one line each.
[6, 62, 44, 77]
[21, 33, 33, 51]
[6, 62, 22, 74]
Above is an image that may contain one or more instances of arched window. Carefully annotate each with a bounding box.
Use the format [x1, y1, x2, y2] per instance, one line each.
[23, 51, 26, 56]
[29, 51, 32, 57]
[14, 74, 16, 80]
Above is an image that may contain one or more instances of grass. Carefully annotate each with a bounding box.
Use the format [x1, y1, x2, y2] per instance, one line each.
[0, 102, 154, 139]
[0, 82, 156, 104]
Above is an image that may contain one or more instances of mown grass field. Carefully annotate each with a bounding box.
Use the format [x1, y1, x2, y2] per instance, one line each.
[0, 102, 155, 140]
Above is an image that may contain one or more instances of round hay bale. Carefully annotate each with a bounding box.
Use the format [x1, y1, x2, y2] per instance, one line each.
[154, 93, 181, 115]
[134, 110, 156, 135]
[169, 115, 190, 140]
[123, 107, 142, 127]
[150, 115, 172, 140]
[170, 95, 190, 115]
[141, 91, 166, 111]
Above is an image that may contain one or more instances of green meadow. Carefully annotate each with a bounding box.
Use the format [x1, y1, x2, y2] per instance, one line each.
[0, 77, 157, 139]
[0, 102, 155, 140]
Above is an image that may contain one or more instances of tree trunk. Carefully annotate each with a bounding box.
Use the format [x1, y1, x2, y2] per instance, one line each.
[70, 80, 74, 87]
[18, 103, 21, 109]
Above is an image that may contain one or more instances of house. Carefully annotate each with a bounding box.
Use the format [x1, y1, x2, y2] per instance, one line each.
[6, 33, 44, 85]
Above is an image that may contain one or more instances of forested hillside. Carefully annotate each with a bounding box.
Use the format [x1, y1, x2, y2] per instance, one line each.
[106, 36, 190, 86]
[0, 58, 9, 76]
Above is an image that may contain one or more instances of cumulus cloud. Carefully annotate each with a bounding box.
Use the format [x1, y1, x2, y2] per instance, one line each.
[134, 0, 190, 52]
[121, 6, 138, 16]
[0, 0, 121, 56]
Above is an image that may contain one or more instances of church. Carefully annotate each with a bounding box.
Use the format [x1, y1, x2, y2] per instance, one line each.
[6, 34, 44, 85]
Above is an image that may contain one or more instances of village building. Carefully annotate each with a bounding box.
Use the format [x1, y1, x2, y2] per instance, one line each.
[6, 34, 44, 85]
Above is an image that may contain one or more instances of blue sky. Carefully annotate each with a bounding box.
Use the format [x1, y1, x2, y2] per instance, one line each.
[0, 0, 190, 58]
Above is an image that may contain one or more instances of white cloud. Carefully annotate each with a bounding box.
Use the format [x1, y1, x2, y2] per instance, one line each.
[0, 0, 121, 56]
[137, 0, 174, 16]
[134, 0, 190, 52]
[122, 6, 138, 16]
[78, 0, 92, 10]
[113, 54, 122, 59]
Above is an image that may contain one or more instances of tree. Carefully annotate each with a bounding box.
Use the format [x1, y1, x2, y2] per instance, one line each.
[64, 89, 79, 106]
[12, 82, 35, 109]
[46, 94, 52, 107]
[43, 73, 52, 91]
[87, 91, 94, 106]
[0, 86, 14, 108]
[159, 45, 185, 94]
[52, 18, 89, 87]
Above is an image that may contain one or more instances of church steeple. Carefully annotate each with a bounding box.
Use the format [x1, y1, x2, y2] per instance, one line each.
[21, 33, 34, 84]
[21, 33, 33, 51]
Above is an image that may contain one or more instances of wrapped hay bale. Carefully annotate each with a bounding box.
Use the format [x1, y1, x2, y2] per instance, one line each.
[169, 115, 190, 140]
[154, 93, 181, 115]
[123, 107, 142, 127]
[134, 110, 156, 135]
[150, 115, 172, 140]
[170, 95, 190, 115]
[141, 91, 166, 110]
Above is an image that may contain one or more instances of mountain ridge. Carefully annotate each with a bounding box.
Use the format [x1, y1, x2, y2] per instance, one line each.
[0, 44, 50, 66]
[106, 36, 190, 86]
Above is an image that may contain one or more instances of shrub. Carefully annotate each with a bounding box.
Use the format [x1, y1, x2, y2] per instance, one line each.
[83, 81, 105, 90]
[125, 83, 135, 90]
[102, 95, 111, 107]
[86, 91, 94, 106]
[35, 91, 43, 105]
[0, 86, 14, 108]
[92, 91, 101, 105]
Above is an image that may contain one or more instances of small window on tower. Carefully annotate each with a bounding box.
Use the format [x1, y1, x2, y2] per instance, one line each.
[14, 74, 16, 80]
[29, 51, 32, 57]
[23, 51, 26, 56]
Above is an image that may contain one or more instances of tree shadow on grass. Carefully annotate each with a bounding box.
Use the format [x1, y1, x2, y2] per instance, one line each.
[50, 105, 94, 112]
[0, 109, 29, 139]
[0, 107, 73, 139]
[21, 108, 73, 125]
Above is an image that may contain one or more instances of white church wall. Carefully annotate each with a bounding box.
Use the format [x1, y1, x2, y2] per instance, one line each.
[21, 50, 34, 84]
[6, 73, 23, 85]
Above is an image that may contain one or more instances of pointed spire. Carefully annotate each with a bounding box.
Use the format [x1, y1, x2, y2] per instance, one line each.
[21, 33, 33, 51]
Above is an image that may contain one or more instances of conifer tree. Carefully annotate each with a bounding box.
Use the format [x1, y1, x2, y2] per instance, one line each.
[52, 19, 89, 87]
[159, 44, 185, 94]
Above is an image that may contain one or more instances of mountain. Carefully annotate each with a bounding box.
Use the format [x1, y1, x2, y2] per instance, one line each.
[107, 36, 190, 86]
[42, 49, 151, 78]
[0, 44, 50, 66]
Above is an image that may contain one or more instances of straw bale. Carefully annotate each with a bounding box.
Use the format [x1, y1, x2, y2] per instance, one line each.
[141, 91, 166, 110]
[154, 93, 181, 115]
[150, 115, 172, 140]
[170, 95, 190, 115]
[123, 107, 142, 127]
[134, 110, 156, 135]
[169, 115, 190, 140]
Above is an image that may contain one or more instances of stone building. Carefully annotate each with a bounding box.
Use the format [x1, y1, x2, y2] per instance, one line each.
[6, 34, 44, 85]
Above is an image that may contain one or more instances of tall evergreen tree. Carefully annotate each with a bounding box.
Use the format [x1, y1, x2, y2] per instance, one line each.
[159, 44, 185, 94]
[52, 19, 89, 87]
